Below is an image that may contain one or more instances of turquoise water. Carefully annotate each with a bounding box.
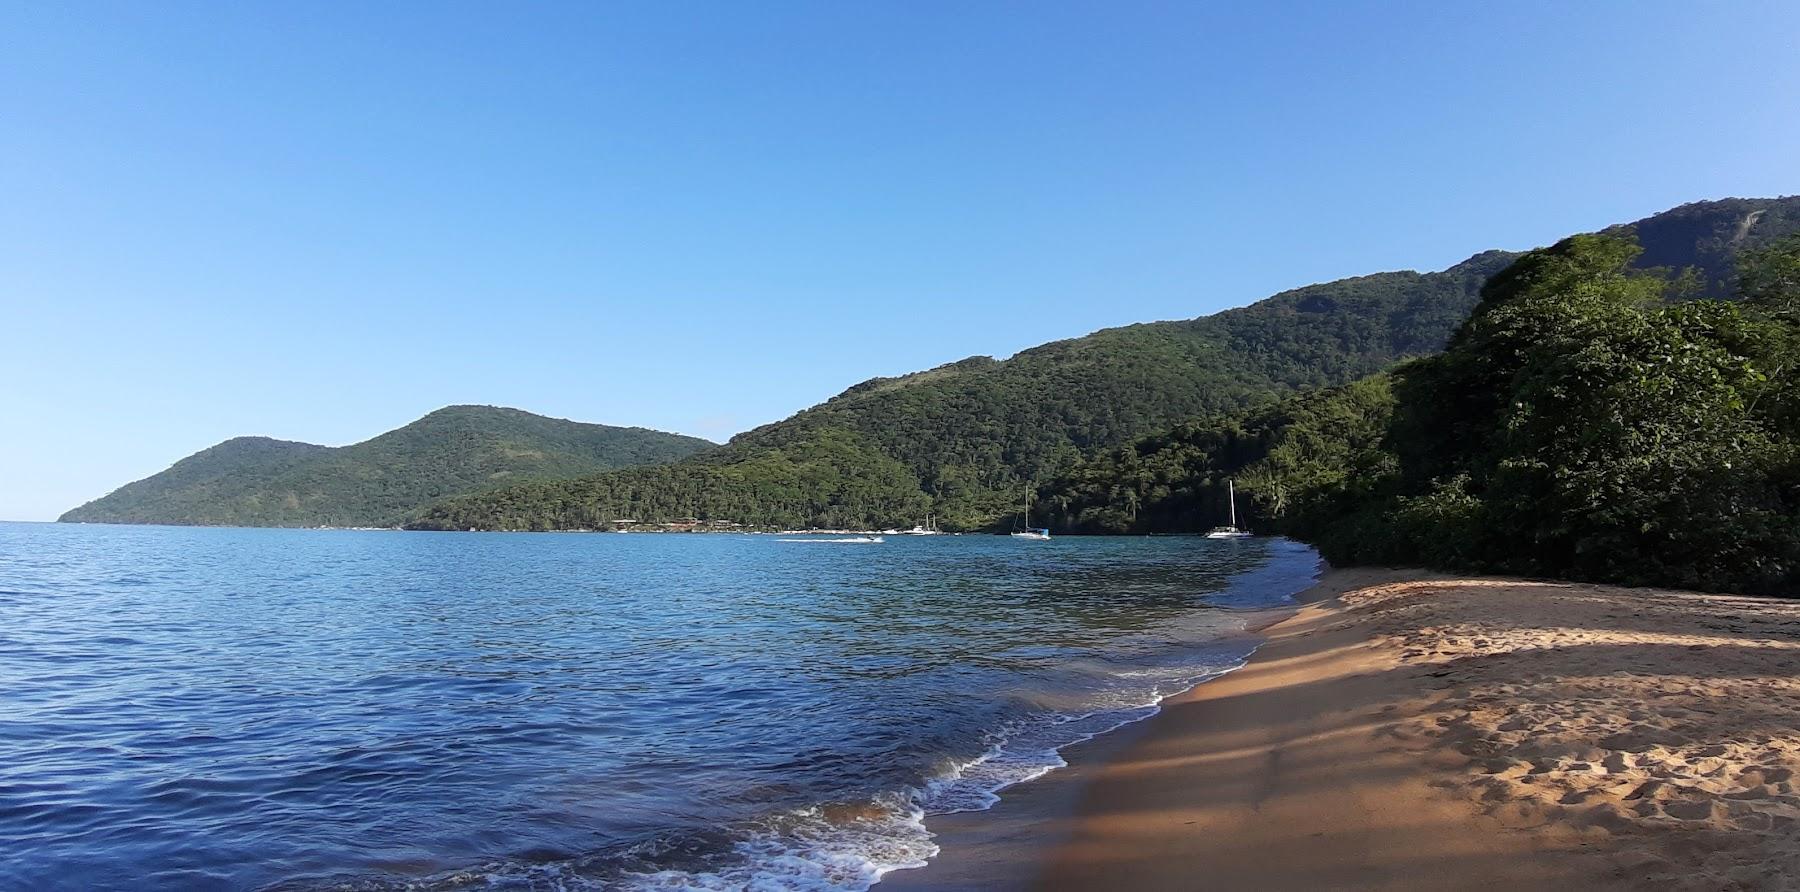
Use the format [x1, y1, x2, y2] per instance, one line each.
[0, 523, 1317, 890]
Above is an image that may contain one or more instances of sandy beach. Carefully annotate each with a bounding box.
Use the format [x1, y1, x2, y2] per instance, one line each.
[888, 567, 1800, 891]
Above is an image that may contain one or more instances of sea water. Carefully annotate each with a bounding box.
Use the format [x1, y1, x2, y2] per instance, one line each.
[0, 522, 1319, 890]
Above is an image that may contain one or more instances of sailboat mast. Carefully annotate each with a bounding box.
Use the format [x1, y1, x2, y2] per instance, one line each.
[1228, 479, 1237, 527]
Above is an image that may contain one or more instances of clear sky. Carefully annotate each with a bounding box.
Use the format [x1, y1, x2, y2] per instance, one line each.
[3, 1, 1797, 521]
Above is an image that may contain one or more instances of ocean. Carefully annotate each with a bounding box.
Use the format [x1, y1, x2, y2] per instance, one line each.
[0, 522, 1318, 890]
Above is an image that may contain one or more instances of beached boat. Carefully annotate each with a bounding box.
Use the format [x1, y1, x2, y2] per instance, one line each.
[1010, 494, 1051, 540]
[1205, 478, 1253, 539]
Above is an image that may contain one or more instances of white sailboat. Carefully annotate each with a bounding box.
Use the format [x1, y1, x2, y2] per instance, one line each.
[1204, 478, 1253, 539]
[1010, 493, 1050, 540]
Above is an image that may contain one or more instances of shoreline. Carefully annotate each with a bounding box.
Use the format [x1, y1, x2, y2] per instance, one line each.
[887, 567, 1800, 890]
[878, 565, 1342, 891]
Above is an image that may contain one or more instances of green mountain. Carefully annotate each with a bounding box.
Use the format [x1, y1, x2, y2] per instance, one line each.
[408, 255, 1513, 532]
[60, 406, 715, 528]
[410, 197, 1800, 533]
[1614, 196, 1800, 295]
[408, 198, 1800, 532]
[1039, 229, 1800, 594]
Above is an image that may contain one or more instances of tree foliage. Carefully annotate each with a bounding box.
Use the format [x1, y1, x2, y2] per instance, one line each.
[1039, 375, 1400, 535]
[1046, 232, 1800, 595]
[411, 428, 930, 531]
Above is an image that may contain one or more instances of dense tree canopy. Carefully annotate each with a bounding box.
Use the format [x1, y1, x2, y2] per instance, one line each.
[412, 428, 930, 531]
[1364, 233, 1800, 591]
[1040, 375, 1400, 536]
[1045, 232, 1800, 595]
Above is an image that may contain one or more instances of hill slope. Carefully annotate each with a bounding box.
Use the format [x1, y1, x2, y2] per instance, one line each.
[408, 255, 1512, 532]
[60, 406, 714, 527]
[1041, 229, 1800, 594]
[410, 197, 1800, 533]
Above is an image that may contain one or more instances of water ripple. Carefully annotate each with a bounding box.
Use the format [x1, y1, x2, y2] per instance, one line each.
[0, 522, 1316, 890]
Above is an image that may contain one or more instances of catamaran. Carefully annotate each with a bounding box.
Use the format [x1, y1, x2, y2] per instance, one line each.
[1011, 493, 1051, 540]
[1204, 478, 1253, 539]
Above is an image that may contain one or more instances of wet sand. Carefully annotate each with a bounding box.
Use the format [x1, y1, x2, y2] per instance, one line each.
[885, 568, 1800, 890]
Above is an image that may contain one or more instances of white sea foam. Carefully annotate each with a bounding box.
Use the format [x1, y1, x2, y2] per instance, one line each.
[348, 632, 1276, 892]
[920, 653, 1252, 815]
[456, 649, 1257, 892]
[649, 654, 1260, 891]
[615, 791, 937, 891]
[393, 543, 1315, 892]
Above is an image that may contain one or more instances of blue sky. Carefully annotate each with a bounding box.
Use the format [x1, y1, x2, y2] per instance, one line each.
[4, 1, 1797, 521]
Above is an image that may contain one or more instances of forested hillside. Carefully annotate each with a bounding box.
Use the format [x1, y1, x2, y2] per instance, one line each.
[411, 197, 1800, 533]
[1040, 375, 1402, 535]
[410, 255, 1509, 531]
[1043, 231, 1800, 595]
[1613, 197, 1800, 295]
[60, 406, 714, 527]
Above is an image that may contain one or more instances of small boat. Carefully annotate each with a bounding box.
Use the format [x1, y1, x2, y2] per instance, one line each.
[1205, 478, 1253, 539]
[902, 515, 944, 535]
[1010, 493, 1051, 540]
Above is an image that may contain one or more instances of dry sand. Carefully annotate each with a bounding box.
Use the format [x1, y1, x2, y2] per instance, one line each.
[888, 568, 1800, 891]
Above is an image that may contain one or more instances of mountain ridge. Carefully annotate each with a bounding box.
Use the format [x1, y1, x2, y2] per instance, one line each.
[61, 405, 715, 528]
[409, 197, 1800, 532]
